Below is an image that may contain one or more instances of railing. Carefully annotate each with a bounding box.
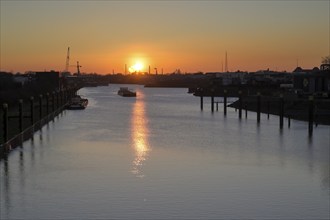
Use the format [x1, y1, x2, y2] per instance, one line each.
[0, 88, 77, 158]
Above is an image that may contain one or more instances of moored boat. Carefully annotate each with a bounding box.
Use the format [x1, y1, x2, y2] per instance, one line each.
[118, 87, 136, 97]
[66, 95, 88, 110]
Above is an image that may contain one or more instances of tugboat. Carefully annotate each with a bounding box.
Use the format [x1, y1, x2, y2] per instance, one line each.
[66, 95, 88, 110]
[118, 87, 136, 97]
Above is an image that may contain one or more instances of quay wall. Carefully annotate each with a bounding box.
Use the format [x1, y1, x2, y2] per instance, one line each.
[0, 88, 78, 158]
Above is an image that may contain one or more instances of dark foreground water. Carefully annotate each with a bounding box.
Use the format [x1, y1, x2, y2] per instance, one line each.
[1, 85, 329, 219]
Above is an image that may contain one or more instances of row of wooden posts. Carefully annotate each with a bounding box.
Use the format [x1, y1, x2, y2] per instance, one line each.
[1, 88, 77, 147]
[200, 90, 315, 135]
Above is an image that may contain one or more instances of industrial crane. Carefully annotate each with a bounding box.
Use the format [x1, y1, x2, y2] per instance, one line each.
[76, 61, 82, 76]
[64, 47, 82, 75]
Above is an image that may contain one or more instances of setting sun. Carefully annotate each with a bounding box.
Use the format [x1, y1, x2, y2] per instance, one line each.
[129, 62, 144, 73]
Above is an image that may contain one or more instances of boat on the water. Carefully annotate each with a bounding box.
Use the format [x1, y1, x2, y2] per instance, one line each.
[66, 95, 88, 110]
[118, 87, 136, 97]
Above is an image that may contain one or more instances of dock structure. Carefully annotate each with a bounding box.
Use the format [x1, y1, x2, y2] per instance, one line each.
[195, 87, 326, 134]
[0, 87, 78, 158]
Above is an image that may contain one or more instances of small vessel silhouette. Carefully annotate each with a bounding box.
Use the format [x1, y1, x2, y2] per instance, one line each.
[118, 87, 136, 97]
[66, 95, 88, 110]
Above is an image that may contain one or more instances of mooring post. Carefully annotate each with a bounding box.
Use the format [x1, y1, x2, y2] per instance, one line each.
[56, 91, 60, 110]
[39, 94, 43, 120]
[211, 96, 214, 112]
[224, 90, 227, 116]
[288, 116, 291, 128]
[65, 90, 68, 106]
[19, 99, 23, 133]
[64, 89, 68, 106]
[62, 90, 65, 107]
[64, 90, 67, 107]
[52, 91, 55, 113]
[66, 89, 69, 103]
[238, 90, 242, 119]
[308, 96, 314, 136]
[267, 100, 270, 119]
[61, 90, 65, 107]
[245, 104, 248, 118]
[211, 89, 214, 113]
[3, 103, 8, 143]
[46, 93, 50, 116]
[30, 96, 34, 125]
[279, 94, 284, 129]
[200, 89, 204, 111]
[257, 93, 261, 123]
[60, 90, 65, 108]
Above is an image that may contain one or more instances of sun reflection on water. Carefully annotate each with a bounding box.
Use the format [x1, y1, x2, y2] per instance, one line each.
[131, 92, 150, 178]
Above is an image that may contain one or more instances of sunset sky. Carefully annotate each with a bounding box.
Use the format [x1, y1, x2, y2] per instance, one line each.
[1, 0, 329, 74]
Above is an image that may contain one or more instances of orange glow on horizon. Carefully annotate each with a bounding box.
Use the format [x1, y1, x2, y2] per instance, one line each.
[1, 1, 328, 74]
[129, 61, 144, 73]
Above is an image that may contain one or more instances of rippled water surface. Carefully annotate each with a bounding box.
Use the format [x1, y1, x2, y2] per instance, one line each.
[1, 85, 329, 219]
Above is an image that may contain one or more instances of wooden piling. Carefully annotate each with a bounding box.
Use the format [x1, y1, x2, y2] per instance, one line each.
[57, 91, 60, 109]
[30, 97, 34, 125]
[3, 103, 8, 143]
[267, 100, 270, 119]
[279, 94, 284, 129]
[60, 90, 65, 107]
[39, 95, 43, 120]
[238, 90, 242, 119]
[245, 104, 248, 118]
[211, 95, 214, 112]
[52, 91, 55, 113]
[224, 90, 227, 116]
[46, 93, 50, 116]
[19, 99, 23, 133]
[257, 93, 261, 123]
[64, 90, 68, 103]
[61, 90, 65, 102]
[288, 116, 291, 128]
[308, 96, 314, 135]
[200, 92, 203, 111]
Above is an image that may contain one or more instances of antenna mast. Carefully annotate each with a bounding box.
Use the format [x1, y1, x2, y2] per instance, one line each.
[65, 47, 70, 72]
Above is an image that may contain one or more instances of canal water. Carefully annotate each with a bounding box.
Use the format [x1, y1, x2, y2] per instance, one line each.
[1, 85, 329, 219]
